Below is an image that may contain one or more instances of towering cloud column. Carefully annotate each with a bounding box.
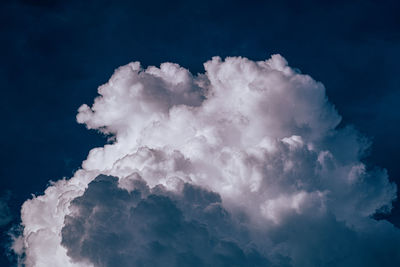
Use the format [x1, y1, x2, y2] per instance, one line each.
[13, 55, 400, 267]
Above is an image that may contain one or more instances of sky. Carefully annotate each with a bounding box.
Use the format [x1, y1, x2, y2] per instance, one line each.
[1, 0, 400, 266]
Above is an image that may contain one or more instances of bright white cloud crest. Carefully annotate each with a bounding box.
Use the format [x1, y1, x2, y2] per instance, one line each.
[14, 55, 400, 266]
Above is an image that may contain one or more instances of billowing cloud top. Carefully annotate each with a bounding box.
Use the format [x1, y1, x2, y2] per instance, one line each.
[13, 55, 400, 266]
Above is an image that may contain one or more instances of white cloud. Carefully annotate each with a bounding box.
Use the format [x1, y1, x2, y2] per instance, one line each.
[13, 55, 400, 266]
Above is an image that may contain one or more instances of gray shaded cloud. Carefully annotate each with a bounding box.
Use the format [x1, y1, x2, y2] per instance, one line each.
[62, 175, 269, 267]
[61, 174, 400, 267]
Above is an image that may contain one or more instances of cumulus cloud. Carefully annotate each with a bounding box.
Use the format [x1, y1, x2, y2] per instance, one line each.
[61, 175, 269, 267]
[13, 54, 400, 266]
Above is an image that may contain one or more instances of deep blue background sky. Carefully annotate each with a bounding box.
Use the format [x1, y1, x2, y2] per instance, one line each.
[1, 0, 399, 265]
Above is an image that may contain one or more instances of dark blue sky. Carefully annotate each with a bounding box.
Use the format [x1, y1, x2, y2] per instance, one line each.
[1, 0, 400, 264]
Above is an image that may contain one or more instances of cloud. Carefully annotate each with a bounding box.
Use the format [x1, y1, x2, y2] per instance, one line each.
[61, 175, 269, 267]
[13, 54, 400, 266]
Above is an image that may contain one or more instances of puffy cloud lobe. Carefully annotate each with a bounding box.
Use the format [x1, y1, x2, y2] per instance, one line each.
[77, 62, 205, 136]
[13, 55, 400, 266]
